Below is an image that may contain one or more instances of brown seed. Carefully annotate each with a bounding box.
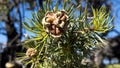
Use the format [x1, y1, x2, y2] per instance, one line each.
[60, 15, 67, 21]
[44, 27, 49, 33]
[60, 10, 67, 14]
[52, 24, 56, 30]
[56, 27, 61, 35]
[59, 21, 65, 28]
[53, 18, 59, 25]
[42, 17, 47, 25]
[46, 12, 54, 17]
[51, 29, 56, 35]
[56, 12, 61, 17]
[46, 17, 54, 23]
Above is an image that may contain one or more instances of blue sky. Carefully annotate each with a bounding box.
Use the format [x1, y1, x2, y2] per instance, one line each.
[0, 0, 120, 43]
[106, 0, 120, 38]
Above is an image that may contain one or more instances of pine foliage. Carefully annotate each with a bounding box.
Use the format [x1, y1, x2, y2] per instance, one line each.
[17, 0, 113, 68]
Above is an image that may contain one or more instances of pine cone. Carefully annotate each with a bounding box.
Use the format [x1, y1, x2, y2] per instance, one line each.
[26, 48, 37, 57]
[42, 10, 68, 38]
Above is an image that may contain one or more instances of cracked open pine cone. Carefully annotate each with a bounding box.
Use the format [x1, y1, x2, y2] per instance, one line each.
[42, 10, 68, 38]
[26, 48, 37, 57]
